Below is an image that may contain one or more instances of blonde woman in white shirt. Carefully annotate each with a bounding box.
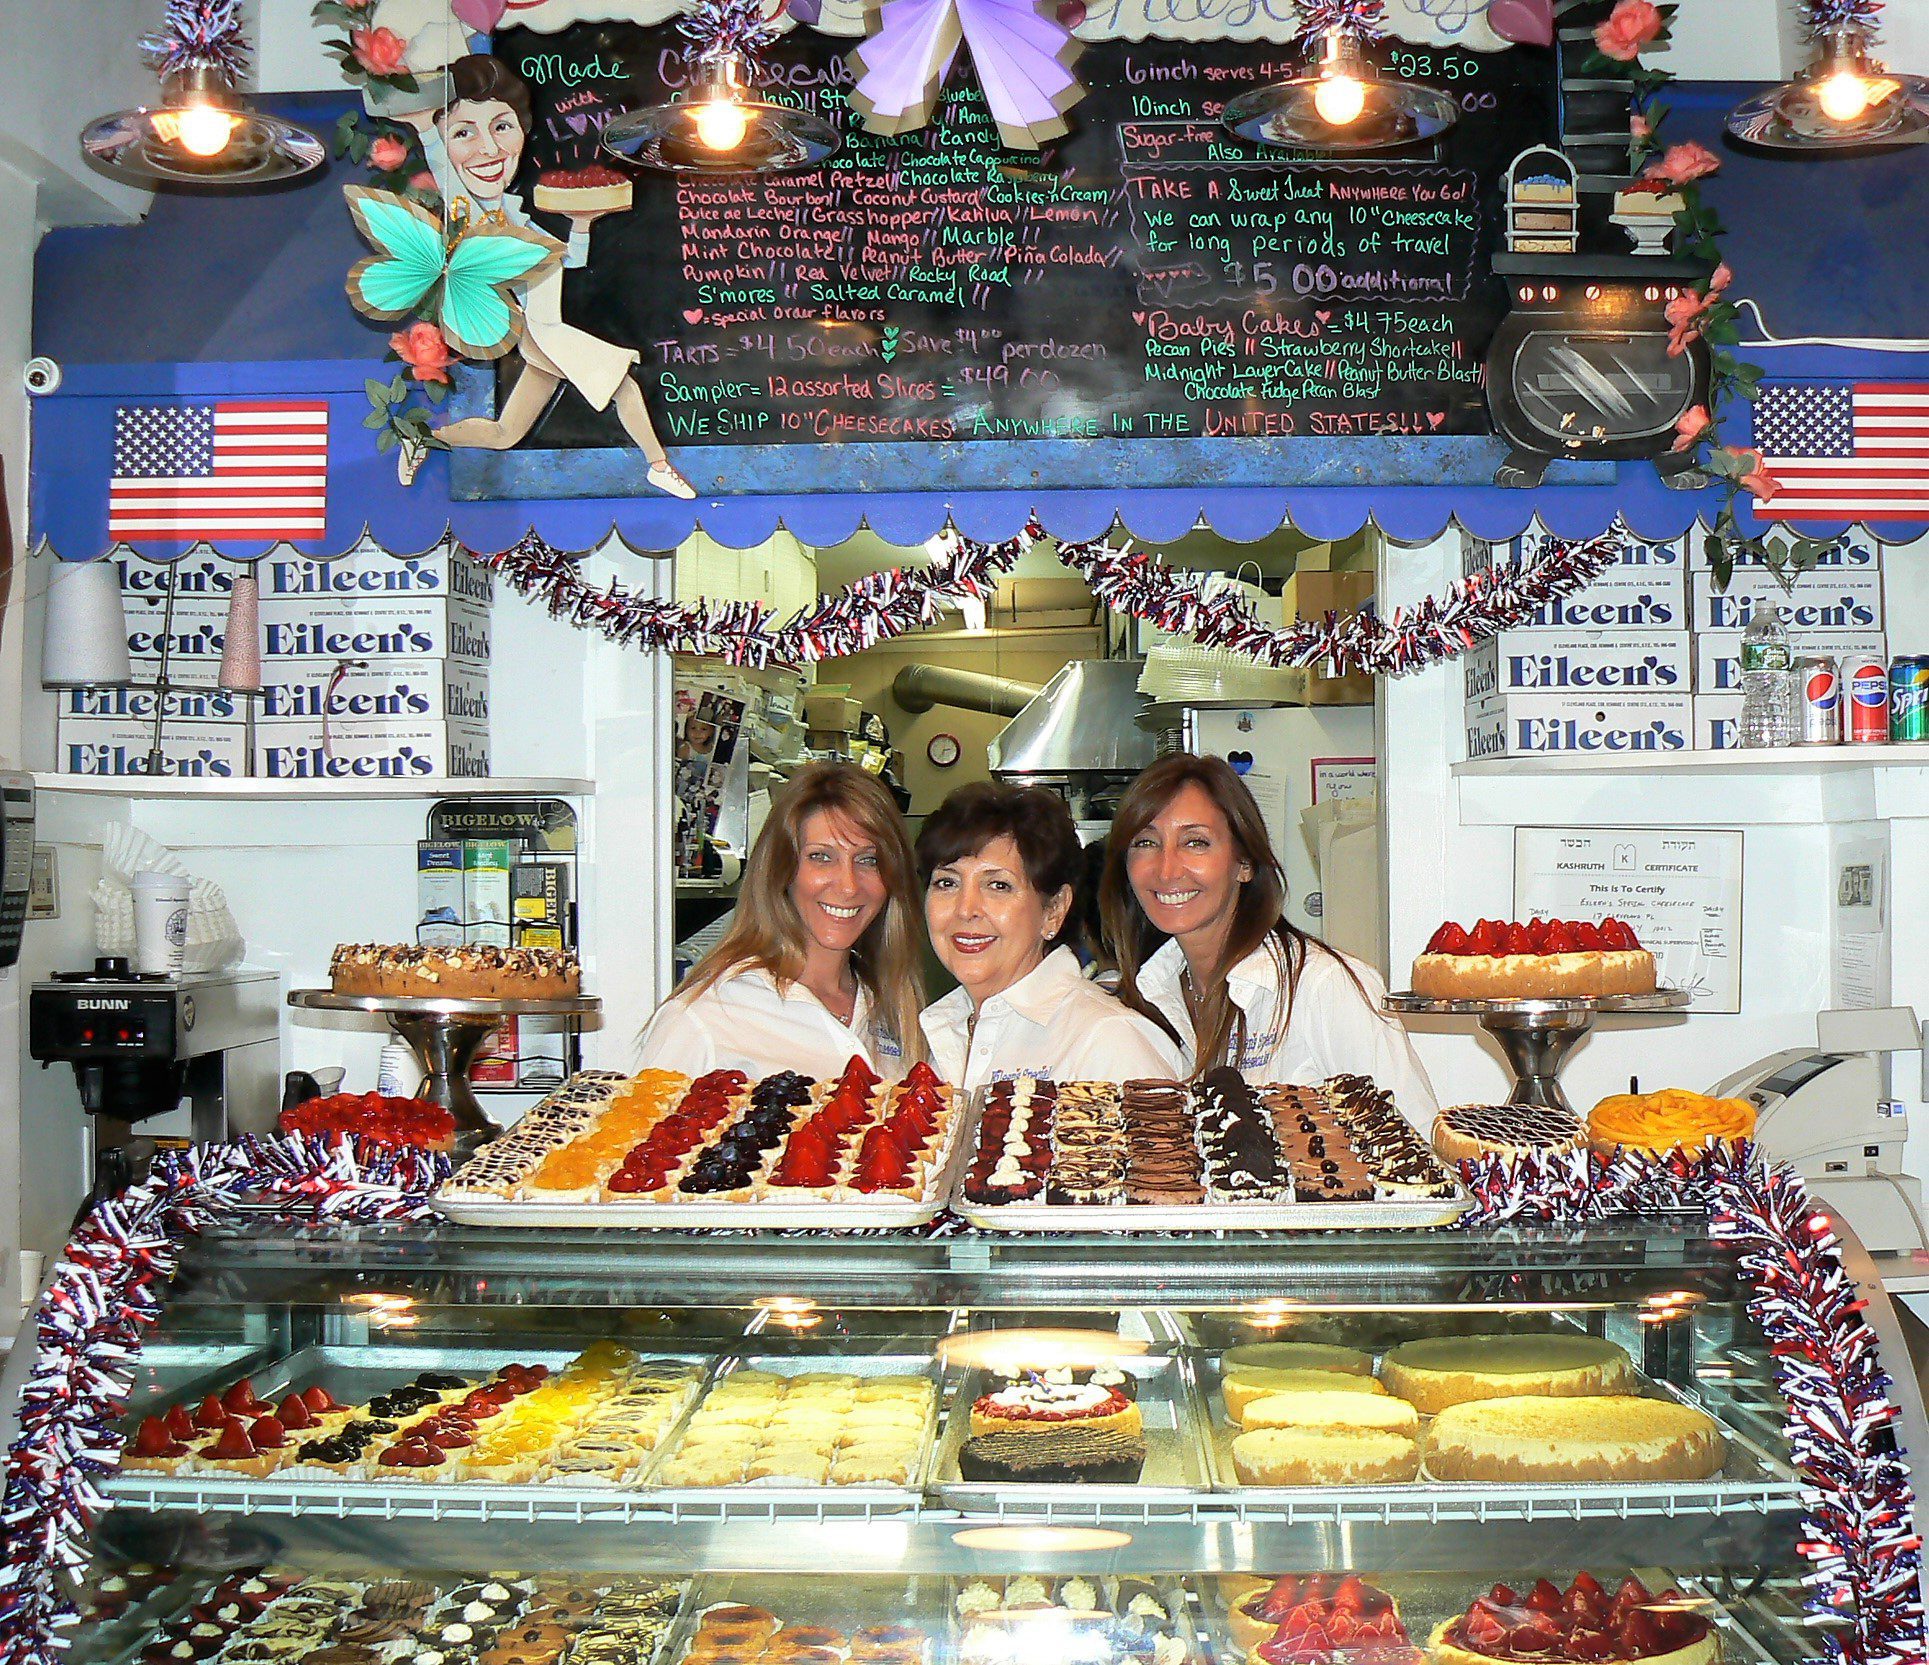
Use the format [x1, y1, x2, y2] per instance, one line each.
[1100, 753, 1436, 1125]
[917, 782, 1183, 1092]
[638, 763, 924, 1079]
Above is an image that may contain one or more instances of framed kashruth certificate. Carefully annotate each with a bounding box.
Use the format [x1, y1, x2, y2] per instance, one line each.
[1513, 827, 1743, 1013]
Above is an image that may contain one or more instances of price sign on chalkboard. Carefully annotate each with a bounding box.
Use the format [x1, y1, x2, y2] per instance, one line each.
[488, 23, 1557, 481]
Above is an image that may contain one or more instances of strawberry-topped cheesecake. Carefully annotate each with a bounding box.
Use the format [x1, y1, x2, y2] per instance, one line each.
[532, 163, 634, 215]
[1231, 1573, 1410, 1655]
[1430, 1576, 1717, 1665]
[1412, 919, 1655, 1000]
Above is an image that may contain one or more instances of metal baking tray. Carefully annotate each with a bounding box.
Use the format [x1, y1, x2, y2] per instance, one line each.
[431, 1099, 973, 1232]
[948, 1575, 1209, 1665]
[658, 1574, 940, 1665]
[119, 1343, 720, 1487]
[640, 1350, 943, 1509]
[949, 1089, 1466, 1234]
[1192, 1348, 1795, 1506]
[932, 1348, 1214, 1512]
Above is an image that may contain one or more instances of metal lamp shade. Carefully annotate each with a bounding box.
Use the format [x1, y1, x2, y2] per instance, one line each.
[602, 56, 839, 174]
[42, 561, 132, 689]
[81, 66, 325, 188]
[1727, 26, 1929, 152]
[1223, 32, 1457, 154]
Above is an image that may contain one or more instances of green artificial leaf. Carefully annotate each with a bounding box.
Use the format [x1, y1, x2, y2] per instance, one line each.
[365, 376, 392, 403]
[391, 373, 409, 400]
[364, 408, 389, 429]
[376, 428, 397, 452]
[1704, 533, 1733, 593]
[424, 380, 448, 404]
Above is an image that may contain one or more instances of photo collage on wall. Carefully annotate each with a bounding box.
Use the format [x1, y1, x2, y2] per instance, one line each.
[674, 688, 751, 880]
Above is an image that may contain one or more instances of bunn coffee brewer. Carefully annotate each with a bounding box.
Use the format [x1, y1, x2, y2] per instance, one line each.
[28, 958, 279, 1199]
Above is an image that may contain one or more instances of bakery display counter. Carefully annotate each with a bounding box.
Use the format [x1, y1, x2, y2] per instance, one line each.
[25, 1214, 1915, 1665]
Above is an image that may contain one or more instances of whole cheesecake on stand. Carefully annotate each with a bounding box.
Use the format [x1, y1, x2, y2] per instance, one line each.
[329, 944, 582, 1001]
[1411, 919, 1655, 1000]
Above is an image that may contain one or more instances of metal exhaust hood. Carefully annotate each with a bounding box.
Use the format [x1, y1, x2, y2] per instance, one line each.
[990, 660, 1158, 777]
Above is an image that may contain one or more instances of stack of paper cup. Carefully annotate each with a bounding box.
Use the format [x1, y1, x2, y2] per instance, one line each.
[131, 871, 192, 976]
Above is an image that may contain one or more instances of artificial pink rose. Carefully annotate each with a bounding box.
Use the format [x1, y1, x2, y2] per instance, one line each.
[369, 134, 408, 172]
[1645, 139, 1721, 186]
[340, 0, 374, 10]
[1664, 288, 1709, 357]
[1630, 113, 1652, 140]
[1594, 0, 1663, 60]
[1671, 404, 1711, 452]
[1737, 452, 1783, 500]
[409, 170, 435, 191]
[1708, 262, 1733, 296]
[391, 322, 455, 385]
[351, 27, 409, 78]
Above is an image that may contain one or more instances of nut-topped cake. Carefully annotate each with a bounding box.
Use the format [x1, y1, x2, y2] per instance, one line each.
[330, 944, 581, 1000]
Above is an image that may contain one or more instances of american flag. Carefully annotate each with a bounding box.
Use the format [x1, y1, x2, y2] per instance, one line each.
[1752, 382, 1929, 522]
[107, 401, 329, 543]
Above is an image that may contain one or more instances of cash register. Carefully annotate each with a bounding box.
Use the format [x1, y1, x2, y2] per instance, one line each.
[1711, 1006, 1927, 1256]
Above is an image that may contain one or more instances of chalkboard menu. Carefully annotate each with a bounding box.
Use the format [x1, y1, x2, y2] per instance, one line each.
[496, 24, 1558, 453]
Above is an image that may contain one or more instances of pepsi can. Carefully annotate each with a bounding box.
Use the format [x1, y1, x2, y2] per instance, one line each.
[1797, 656, 1841, 744]
[1846, 655, 1889, 742]
[1892, 656, 1929, 743]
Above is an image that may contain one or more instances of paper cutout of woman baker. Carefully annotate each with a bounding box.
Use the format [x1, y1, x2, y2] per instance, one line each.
[395, 54, 695, 498]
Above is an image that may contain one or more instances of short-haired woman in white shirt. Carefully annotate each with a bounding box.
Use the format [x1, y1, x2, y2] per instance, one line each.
[917, 782, 1182, 1091]
[1100, 753, 1436, 1125]
[638, 763, 925, 1079]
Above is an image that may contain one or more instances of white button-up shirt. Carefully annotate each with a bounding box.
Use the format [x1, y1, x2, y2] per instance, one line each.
[1137, 936, 1437, 1128]
[636, 962, 904, 1081]
[919, 946, 1185, 1093]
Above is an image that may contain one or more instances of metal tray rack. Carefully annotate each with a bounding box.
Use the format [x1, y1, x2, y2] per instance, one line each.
[931, 1348, 1216, 1523]
[1191, 1347, 1800, 1524]
[431, 1092, 974, 1233]
[947, 1087, 1467, 1235]
[640, 1349, 945, 1516]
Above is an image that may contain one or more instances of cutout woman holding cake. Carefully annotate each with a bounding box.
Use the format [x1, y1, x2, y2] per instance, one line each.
[393, 53, 694, 498]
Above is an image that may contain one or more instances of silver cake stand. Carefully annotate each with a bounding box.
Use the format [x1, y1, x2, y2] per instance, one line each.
[288, 990, 603, 1138]
[1383, 989, 1692, 1113]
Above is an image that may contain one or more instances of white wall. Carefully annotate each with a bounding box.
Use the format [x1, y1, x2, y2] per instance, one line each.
[1382, 535, 1929, 1185]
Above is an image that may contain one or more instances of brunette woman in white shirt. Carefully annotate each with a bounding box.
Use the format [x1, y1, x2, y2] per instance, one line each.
[638, 762, 924, 1078]
[917, 781, 1182, 1091]
[1099, 753, 1436, 1124]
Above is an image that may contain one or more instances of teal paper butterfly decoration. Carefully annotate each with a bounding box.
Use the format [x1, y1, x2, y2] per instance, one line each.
[344, 185, 564, 360]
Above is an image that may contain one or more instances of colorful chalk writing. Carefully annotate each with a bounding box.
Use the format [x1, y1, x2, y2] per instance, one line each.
[495, 23, 1557, 448]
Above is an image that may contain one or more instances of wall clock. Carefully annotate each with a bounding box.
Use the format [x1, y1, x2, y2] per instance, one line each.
[1487, 263, 1713, 489]
[926, 733, 963, 768]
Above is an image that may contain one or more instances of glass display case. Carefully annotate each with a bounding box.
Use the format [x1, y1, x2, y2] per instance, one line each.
[30, 1217, 1927, 1665]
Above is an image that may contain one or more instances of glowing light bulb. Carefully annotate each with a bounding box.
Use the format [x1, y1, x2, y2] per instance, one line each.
[1816, 69, 1873, 123]
[173, 102, 238, 157]
[1313, 72, 1367, 127]
[692, 96, 750, 153]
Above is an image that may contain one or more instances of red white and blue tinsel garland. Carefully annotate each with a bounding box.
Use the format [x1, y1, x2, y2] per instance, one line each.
[478, 523, 1623, 675]
[1459, 1144, 1927, 1665]
[0, 1136, 448, 1665]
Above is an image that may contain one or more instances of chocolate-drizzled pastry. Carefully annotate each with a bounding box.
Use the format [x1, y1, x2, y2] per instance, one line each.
[965, 1080, 1055, 1204]
[1193, 1068, 1289, 1201]
[1121, 1080, 1201, 1205]
[1046, 1084, 1127, 1205]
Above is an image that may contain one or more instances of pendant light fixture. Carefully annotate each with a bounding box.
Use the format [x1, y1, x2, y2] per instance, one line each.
[603, 0, 839, 174]
[1727, 4, 1928, 152]
[1222, 0, 1456, 155]
[81, 0, 325, 188]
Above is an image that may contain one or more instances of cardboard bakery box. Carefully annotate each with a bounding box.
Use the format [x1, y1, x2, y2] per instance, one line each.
[1465, 633, 1690, 704]
[258, 657, 490, 725]
[1466, 693, 1692, 759]
[258, 587, 491, 662]
[1693, 630, 1888, 694]
[1281, 570, 1375, 706]
[55, 716, 247, 778]
[1689, 567, 1884, 634]
[254, 718, 490, 780]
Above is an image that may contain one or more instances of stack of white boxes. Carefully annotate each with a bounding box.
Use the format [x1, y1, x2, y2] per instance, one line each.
[1687, 536, 1885, 749]
[1463, 535, 1691, 758]
[54, 540, 492, 778]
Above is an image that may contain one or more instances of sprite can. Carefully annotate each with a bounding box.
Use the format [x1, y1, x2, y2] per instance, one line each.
[1890, 656, 1929, 743]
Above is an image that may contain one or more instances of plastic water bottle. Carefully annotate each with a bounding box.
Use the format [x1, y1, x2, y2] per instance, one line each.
[1739, 604, 1795, 748]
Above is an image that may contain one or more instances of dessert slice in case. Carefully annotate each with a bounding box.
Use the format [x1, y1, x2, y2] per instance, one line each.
[1431, 1575, 1718, 1665]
